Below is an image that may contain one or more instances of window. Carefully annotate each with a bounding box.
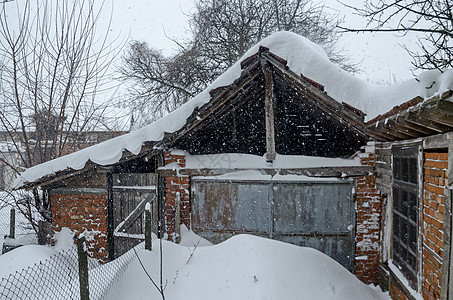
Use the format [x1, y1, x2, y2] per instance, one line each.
[392, 146, 419, 288]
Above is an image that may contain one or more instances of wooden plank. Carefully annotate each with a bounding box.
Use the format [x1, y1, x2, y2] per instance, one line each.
[262, 61, 276, 162]
[377, 119, 418, 139]
[449, 132, 453, 186]
[406, 112, 450, 133]
[395, 115, 436, 135]
[435, 97, 453, 113]
[440, 186, 452, 300]
[418, 109, 453, 127]
[115, 194, 156, 234]
[423, 132, 450, 150]
[364, 127, 397, 141]
[449, 133, 453, 300]
[161, 166, 373, 177]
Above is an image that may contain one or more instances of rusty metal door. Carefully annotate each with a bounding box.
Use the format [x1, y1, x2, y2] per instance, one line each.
[191, 181, 271, 243]
[272, 182, 355, 271]
[192, 179, 355, 271]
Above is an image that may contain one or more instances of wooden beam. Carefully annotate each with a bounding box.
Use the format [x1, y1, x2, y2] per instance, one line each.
[115, 194, 156, 234]
[448, 132, 453, 186]
[395, 115, 436, 135]
[158, 166, 373, 178]
[406, 112, 450, 133]
[366, 121, 409, 140]
[446, 132, 453, 299]
[435, 97, 453, 112]
[262, 61, 276, 162]
[378, 119, 418, 139]
[364, 128, 394, 141]
[423, 132, 450, 150]
[441, 184, 452, 300]
[417, 109, 453, 127]
[23, 166, 95, 190]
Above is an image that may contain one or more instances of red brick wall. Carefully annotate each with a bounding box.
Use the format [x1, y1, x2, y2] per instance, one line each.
[421, 152, 448, 300]
[355, 149, 383, 285]
[164, 151, 190, 240]
[390, 277, 411, 300]
[51, 191, 108, 262]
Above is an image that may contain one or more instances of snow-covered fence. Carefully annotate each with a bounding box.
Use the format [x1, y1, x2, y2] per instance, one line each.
[0, 243, 144, 299]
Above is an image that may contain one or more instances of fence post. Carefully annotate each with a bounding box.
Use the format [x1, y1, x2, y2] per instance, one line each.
[9, 208, 15, 239]
[38, 220, 51, 245]
[145, 202, 152, 251]
[77, 236, 90, 300]
[175, 192, 181, 244]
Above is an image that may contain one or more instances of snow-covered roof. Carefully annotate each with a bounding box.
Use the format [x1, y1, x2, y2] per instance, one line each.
[14, 31, 453, 189]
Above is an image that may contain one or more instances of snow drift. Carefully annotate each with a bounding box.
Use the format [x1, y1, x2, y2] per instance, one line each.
[14, 31, 453, 188]
[107, 233, 389, 300]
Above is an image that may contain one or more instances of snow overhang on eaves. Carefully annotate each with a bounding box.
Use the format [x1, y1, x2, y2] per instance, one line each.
[365, 90, 453, 142]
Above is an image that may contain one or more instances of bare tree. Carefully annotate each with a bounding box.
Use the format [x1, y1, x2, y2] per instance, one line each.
[119, 0, 357, 128]
[0, 0, 120, 230]
[339, 0, 453, 71]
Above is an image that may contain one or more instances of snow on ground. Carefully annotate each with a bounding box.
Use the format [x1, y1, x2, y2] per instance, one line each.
[14, 31, 453, 188]
[179, 225, 213, 247]
[0, 191, 37, 251]
[108, 232, 389, 300]
[0, 227, 75, 280]
[0, 244, 58, 280]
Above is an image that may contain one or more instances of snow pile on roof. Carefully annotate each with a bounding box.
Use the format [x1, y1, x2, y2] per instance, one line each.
[106, 233, 389, 300]
[14, 31, 453, 188]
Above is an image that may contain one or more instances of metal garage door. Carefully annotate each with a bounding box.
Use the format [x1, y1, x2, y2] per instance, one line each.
[192, 178, 355, 271]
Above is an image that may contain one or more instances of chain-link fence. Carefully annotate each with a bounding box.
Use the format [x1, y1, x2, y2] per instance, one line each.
[0, 242, 143, 299]
[0, 191, 39, 252]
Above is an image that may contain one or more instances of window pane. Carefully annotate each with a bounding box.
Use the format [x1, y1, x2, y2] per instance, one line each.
[408, 158, 418, 184]
[408, 253, 417, 272]
[401, 218, 408, 244]
[394, 158, 401, 179]
[393, 214, 400, 238]
[409, 224, 417, 253]
[402, 159, 408, 182]
[408, 192, 417, 222]
[402, 190, 408, 215]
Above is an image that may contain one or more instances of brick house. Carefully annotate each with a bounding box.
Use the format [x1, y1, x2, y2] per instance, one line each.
[364, 93, 453, 299]
[13, 32, 453, 298]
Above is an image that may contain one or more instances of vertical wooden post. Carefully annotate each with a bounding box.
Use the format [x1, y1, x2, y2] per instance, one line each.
[145, 202, 152, 251]
[175, 192, 181, 244]
[262, 61, 276, 163]
[107, 171, 115, 261]
[77, 236, 90, 300]
[446, 134, 453, 300]
[9, 208, 15, 239]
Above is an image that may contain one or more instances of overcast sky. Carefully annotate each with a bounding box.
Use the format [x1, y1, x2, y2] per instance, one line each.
[107, 0, 420, 85]
[3, 0, 421, 84]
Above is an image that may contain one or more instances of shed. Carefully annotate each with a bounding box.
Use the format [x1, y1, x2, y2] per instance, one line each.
[15, 32, 453, 291]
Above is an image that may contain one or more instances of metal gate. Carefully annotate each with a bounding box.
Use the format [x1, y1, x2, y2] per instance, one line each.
[192, 178, 355, 271]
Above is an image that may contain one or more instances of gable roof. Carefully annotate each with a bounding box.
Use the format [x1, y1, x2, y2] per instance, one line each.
[14, 31, 453, 189]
